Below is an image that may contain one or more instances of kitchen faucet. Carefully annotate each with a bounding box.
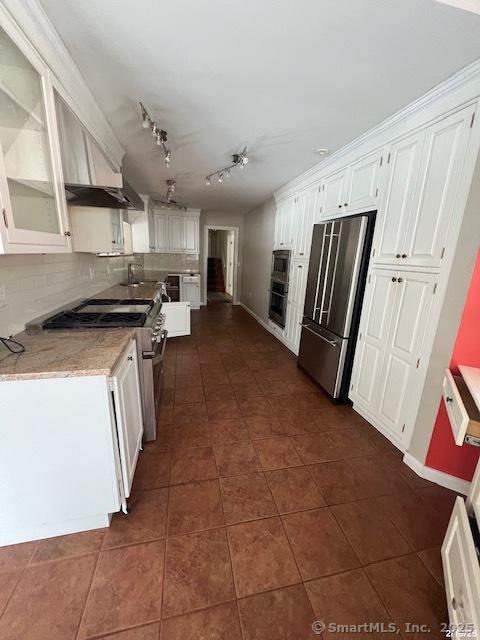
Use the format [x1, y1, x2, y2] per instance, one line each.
[127, 261, 143, 284]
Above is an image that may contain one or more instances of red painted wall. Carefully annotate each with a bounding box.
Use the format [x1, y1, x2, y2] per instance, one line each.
[425, 250, 480, 481]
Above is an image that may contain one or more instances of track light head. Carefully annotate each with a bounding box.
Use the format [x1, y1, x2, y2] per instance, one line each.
[164, 151, 171, 166]
[205, 176, 211, 186]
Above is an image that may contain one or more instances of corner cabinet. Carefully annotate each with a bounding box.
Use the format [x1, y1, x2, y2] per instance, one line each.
[0, 14, 71, 254]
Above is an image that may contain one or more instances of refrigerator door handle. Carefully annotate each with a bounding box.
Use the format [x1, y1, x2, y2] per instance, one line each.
[301, 324, 338, 347]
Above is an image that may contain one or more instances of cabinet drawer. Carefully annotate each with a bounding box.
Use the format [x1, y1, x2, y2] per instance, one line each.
[443, 369, 480, 446]
[441, 497, 480, 635]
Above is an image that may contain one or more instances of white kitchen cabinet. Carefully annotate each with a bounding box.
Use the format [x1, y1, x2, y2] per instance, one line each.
[274, 196, 294, 249]
[375, 271, 437, 440]
[168, 214, 199, 254]
[69, 206, 127, 254]
[372, 130, 425, 266]
[285, 260, 309, 353]
[0, 337, 144, 545]
[184, 215, 199, 253]
[322, 168, 347, 216]
[162, 301, 191, 337]
[154, 212, 168, 252]
[344, 150, 383, 213]
[169, 215, 184, 252]
[293, 186, 318, 260]
[442, 459, 480, 638]
[181, 274, 201, 309]
[405, 104, 476, 269]
[373, 104, 475, 269]
[0, 18, 70, 254]
[350, 269, 437, 443]
[111, 339, 143, 498]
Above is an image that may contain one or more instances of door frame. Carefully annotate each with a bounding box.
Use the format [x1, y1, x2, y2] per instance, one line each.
[203, 224, 239, 304]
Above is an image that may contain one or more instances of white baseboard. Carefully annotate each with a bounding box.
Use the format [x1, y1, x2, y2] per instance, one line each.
[403, 452, 471, 496]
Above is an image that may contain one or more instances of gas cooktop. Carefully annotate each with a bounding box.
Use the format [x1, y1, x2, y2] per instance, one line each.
[42, 298, 154, 329]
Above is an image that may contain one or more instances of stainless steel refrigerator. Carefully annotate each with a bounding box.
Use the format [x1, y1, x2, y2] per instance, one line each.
[298, 214, 375, 401]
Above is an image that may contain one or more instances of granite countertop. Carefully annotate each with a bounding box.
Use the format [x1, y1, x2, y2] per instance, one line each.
[0, 328, 135, 381]
[100, 283, 163, 300]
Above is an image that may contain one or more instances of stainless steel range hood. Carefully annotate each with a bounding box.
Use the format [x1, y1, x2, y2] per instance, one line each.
[55, 95, 143, 210]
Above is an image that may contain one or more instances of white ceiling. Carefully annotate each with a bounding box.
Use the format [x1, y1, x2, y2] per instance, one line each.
[39, 0, 480, 214]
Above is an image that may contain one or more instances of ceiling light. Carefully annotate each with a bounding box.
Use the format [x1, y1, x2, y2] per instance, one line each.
[314, 148, 329, 156]
[205, 146, 249, 186]
[139, 101, 172, 167]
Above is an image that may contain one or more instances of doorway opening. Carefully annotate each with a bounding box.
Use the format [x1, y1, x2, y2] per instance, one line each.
[204, 226, 238, 304]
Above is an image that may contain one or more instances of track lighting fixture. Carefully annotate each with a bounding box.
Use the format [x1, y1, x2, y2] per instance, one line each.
[205, 146, 249, 186]
[151, 179, 187, 211]
[139, 101, 171, 167]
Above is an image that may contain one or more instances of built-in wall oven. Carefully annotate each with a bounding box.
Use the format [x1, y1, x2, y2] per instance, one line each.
[271, 249, 291, 282]
[269, 279, 288, 328]
[269, 250, 291, 328]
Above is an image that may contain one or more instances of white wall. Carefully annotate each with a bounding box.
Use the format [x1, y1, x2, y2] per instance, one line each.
[240, 197, 275, 323]
[0, 253, 129, 337]
[200, 210, 244, 303]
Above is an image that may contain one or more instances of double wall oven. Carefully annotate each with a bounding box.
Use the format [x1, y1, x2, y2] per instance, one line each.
[26, 296, 167, 441]
[269, 250, 291, 328]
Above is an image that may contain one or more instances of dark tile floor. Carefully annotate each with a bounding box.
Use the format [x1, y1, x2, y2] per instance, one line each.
[0, 303, 456, 639]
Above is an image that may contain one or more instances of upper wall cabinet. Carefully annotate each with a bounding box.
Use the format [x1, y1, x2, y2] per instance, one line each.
[274, 196, 294, 249]
[0, 21, 70, 254]
[373, 104, 476, 269]
[293, 185, 320, 260]
[320, 150, 383, 218]
[149, 208, 200, 255]
[69, 206, 130, 255]
[322, 168, 347, 217]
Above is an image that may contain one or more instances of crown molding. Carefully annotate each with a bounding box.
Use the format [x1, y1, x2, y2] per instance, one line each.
[1, 0, 124, 169]
[275, 57, 480, 201]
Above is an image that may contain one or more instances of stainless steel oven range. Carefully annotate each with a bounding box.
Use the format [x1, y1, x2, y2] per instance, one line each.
[26, 297, 167, 442]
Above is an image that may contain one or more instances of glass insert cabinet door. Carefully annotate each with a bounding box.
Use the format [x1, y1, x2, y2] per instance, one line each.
[0, 20, 69, 250]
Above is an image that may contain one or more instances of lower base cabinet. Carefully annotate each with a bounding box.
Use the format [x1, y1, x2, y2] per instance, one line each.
[162, 301, 191, 337]
[442, 460, 480, 636]
[0, 338, 143, 546]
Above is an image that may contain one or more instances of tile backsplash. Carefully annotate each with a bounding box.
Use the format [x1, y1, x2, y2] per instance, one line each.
[140, 253, 199, 273]
[0, 253, 129, 337]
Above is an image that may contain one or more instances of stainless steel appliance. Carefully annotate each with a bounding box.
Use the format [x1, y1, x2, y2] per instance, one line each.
[271, 249, 291, 282]
[55, 94, 143, 210]
[269, 279, 289, 328]
[269, 250, 291, 328]
[298, 214, 375, 400]
[26, 297, 167, 441]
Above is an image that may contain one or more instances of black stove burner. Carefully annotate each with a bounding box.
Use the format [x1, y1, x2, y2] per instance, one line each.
[44, 310, 147, 329]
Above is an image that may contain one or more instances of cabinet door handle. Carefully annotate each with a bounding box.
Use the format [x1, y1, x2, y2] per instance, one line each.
[396, 254, 401, 258]
[392, 277, 397, 282]
[397, 277, 403, 283]
[127, 355, 133, 361]
[402, 254, 407, 258]
[446, 396, 453, 403]
[64, 230, 71, 237]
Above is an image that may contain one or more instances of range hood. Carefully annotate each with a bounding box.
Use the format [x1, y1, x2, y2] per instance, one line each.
[55, 95, 143, 211]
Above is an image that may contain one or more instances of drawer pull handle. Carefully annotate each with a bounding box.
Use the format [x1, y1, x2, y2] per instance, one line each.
[452, 597, 457, 610]
[446, 396, 453, 403]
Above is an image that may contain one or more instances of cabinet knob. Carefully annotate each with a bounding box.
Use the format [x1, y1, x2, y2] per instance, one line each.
[402, 254, 407, 258]
[338, 204, 342, 208]
[398, 277, 403, 283]
[344, 203, 348, 207]
[64, 230, 71, 237]
[391, 277, 397, 282]
[127, 355, 133, 361]
[299, 252, 304, 256]
[396, 254, 401, 258]
[446, 396, 453, 403]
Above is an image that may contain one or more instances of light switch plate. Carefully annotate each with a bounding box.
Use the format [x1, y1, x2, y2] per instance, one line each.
[0, 285, 6, 308]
